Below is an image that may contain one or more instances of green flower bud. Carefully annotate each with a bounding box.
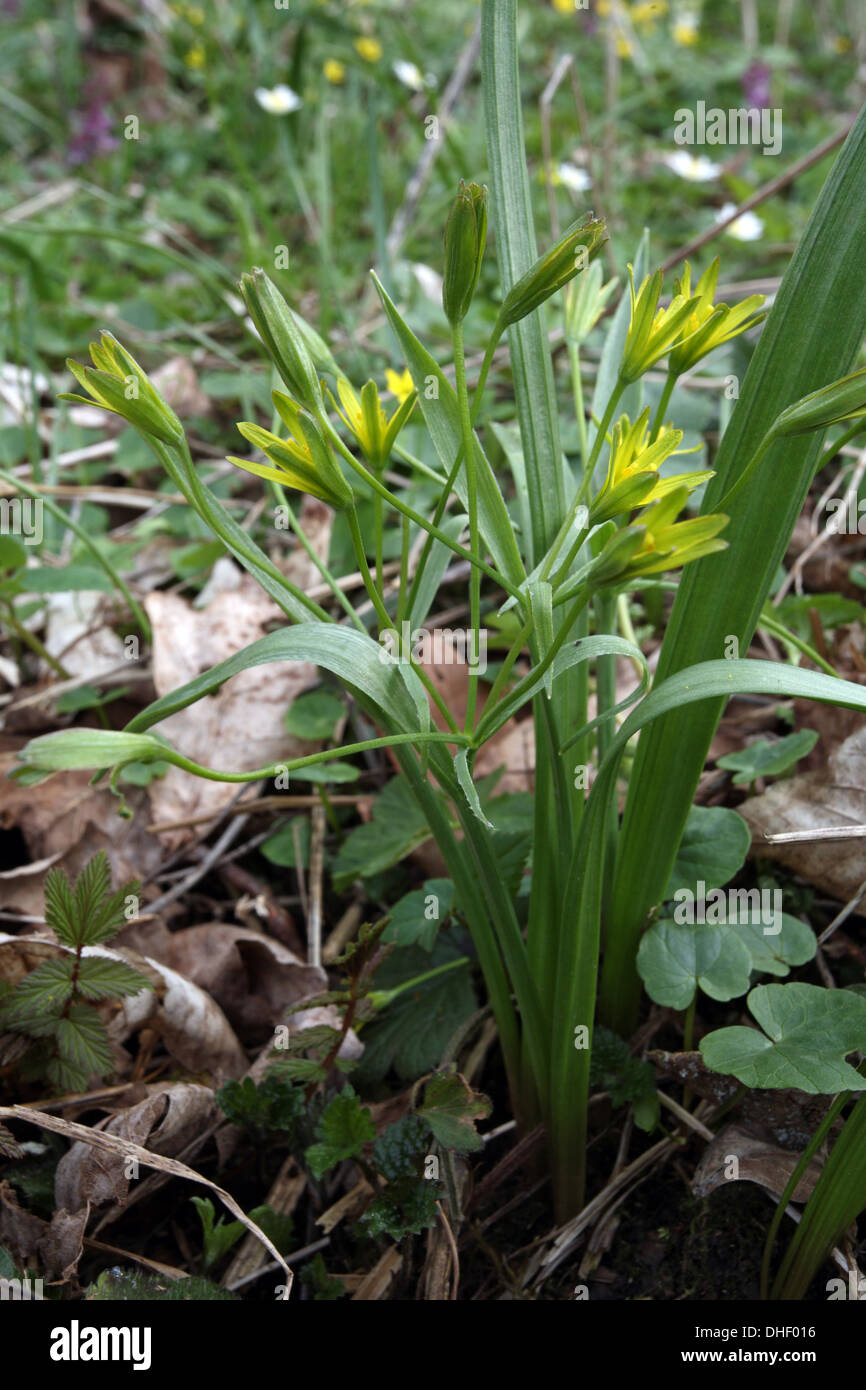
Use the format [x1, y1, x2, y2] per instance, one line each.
[442, 181, 487, 327]
[772, 366, 866, 437]
[240, 268, 323, 413]
[60, 333, 183, 446]
[499, 215, 607, 328]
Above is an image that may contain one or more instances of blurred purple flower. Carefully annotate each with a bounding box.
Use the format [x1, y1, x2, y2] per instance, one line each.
[742, 61, 771, 109]
[66, 85, 119, 166]
[2, 0, 21, 14]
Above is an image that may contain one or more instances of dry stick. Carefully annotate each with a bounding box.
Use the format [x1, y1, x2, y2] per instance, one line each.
[145, 813, 250, 914]
[147, 794, 370, 837]
[385, 20, 482, 262]
[307, 803, 326, 968]
[660, 120, 856, 273]
[540, 54, 574, 239]
[776, 448, 866, 601]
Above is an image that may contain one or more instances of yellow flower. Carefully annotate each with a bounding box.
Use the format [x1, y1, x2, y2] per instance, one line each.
[620, 266, 702, 382]
[668, 260, 766, 376]
[355, 37, 383, 63]
[187, 5, 204, 24]
[331, 376, 416, 470]
[615, 33, 633, 57]
[621, 486, 728, 578]
[590, 408, 712, 524]
[184, 42, 205, 69]
[631, 1, 667, 31]
[833, 35, 852, 53]
[230, 392, 353, 510]
[324, 59, 346, 84]
[551, 0, 575, 13]
[673, 19, 699, 45]
[385, 368, 414, 405]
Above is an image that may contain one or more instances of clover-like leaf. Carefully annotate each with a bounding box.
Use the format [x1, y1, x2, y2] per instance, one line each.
[638, 918, 754, 1010]
[665, 805, 751, 899]
[700, 983, 866, 1092]
[716, 729, 818, 785]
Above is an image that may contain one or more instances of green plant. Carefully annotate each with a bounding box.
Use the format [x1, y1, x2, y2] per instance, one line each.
[14, 4, 866, 1285]
[0, 852, 152, 1091]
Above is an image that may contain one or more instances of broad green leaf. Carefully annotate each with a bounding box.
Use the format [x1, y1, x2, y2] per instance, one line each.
[700, 983, 866, 1092]
[21, 565, 113, 592]
[665, 805, 752, 898]
[0, 958, 75, 1025]
[637, 918, 754, 1010]
[716, 728, 818, 784]
[739, 912, 816, 977]
[356, 938, 477, 1083]
[123, 624, 431, 742]
[261, 816, 310, 868]
[420, 1071, 491, 1154]
[284, 689, 344, 741]
[372, 274, 525, 588]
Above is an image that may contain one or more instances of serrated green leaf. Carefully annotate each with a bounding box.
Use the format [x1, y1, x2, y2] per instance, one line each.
[383, 879, 454, 951]
[1, 959, 75, 1027]
[305, 1085, 375, 1178]
[355, 937, 477, 1084]
[74, 955, 152, 1001]
[420, 1071, 491, 1153]
[55, 1003, 114, 1081]
[331, 776, 435, 890]
[701, 983, 866, 1092]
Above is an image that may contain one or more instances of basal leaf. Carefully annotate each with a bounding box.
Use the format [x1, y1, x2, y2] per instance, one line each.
[701, 983, 866, 1092]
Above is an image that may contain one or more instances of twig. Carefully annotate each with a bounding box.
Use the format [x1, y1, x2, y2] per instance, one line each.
[661, 120, 856, 272]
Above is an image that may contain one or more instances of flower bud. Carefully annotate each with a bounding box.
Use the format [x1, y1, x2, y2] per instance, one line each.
[772, 366, 866, 437]
[442, 181, 487, 327]
[239, 268, 323, 413]
[60, 333, 183, 445]
[499, 215, 607, 328]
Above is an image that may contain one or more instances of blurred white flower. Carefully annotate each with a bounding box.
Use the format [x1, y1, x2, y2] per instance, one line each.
[393, 60, 425, 92]
[255, 85, 303, 115]
[717, 202, 764, 241]
[661, 151, 720, 181]
[557, 161, 593, 193]
[411, 262, 444, 303]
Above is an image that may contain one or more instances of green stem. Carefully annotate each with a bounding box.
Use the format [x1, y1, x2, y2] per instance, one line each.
[650, 369, 677, 442]
[323, 419, 521, 600]
[453, 322, 481, 732]
[0, 469, 152, 643]
[570, 342, 589, 472]
[1, 598, 69, 678]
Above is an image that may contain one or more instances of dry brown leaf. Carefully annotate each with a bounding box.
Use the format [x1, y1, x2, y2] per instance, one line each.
[692, 1122, 823, 1202]
[0, 1104, 292, 1296]
[739, 723, 866, 900]
[0, 762, 163, 919]
[159, 924, 327, 1045]
[0, 1181, 88, 1283]
[54, 1083, 220, 1212]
